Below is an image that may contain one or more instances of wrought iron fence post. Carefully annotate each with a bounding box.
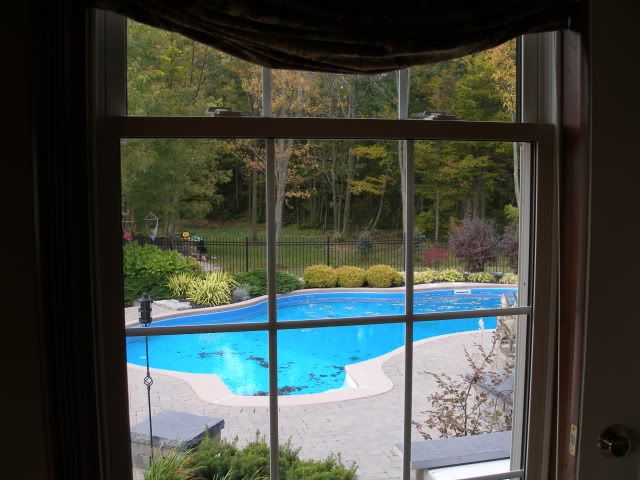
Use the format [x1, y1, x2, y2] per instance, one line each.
[326, 236, 330, 267]
[245, 236, 249, 272]
[138, 293, 154, 461]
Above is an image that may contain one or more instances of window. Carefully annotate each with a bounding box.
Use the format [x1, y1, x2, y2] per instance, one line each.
[95, 12, 555, 480]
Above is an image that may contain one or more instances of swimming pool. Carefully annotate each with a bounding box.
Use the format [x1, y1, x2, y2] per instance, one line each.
[126, 288, 514, 396]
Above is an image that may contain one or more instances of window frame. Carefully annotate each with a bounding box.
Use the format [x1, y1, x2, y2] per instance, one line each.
[92, 10, 557, 480]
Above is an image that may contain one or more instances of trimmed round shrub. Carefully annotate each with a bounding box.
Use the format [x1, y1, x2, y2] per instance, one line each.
[500, 273, 518, 284]
[366, 264, 402, 288]
[434, 268, 465, 282]
[335, 266, 366, 288]
[467, 271, 496, 283]
[414, 269, 437, 284]
[303, 265, 338, 288]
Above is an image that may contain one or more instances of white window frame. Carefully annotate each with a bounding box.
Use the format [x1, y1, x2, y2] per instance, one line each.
[92, 11, 557, 480]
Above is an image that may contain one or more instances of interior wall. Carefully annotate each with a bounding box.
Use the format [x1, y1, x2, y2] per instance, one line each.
[3, 1, 49, 479]
[577, 0, 640, 478]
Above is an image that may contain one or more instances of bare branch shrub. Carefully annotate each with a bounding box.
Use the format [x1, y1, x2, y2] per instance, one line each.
[413, 316, 515, 440]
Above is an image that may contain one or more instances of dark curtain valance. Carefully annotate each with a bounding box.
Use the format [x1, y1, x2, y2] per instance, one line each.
[94, 0, 577, 73]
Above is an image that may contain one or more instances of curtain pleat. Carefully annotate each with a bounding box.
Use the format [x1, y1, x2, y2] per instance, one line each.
[94, 0, 577, 73]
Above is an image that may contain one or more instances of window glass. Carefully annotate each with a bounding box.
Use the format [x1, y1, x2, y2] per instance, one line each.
[120, 138, 267, 323]
[271, 70, 396, 119]
[410, 40, 517, 122]
[277, 325, 405, 479]
[127, 20, 516, 122]
[412, 140, 524, 314]
[127, 20, 262, 116]
[411, 314, 522, 472]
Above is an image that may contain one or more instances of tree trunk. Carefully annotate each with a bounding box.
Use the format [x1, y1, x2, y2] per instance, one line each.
[275, 139, 291, 240]
[250, 167, 258, 241]
[397, 69, 410, 236]
[341, 148, 355, 236]
[370, 187, 386, 232]
[188, 41, 196, 87]
[331, 143, 339, 235]
[341, 82, 357, 237]
[435, 190, 441, 243]
[309, 176, 317, 226]
[234, 165, 240, 209]
[512, 142, 521, 208]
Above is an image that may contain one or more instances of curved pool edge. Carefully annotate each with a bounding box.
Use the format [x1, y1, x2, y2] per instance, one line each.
[124, 282, 515, 327]
[127, 329, 495, 407]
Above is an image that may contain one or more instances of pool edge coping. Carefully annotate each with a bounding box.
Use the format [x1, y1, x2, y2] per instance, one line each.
[124, 282, 515, 327]
[127, 329, 497, 407]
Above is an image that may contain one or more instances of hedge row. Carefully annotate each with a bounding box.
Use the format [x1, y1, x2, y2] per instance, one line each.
[303, 265, 518, 289]
[303, 264, 403, 289]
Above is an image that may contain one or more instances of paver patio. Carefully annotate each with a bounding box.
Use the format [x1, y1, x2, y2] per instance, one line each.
[128, 330, 497, 479]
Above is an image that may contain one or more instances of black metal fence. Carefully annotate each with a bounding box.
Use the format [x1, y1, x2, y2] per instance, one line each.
[151, 236, 513, 276]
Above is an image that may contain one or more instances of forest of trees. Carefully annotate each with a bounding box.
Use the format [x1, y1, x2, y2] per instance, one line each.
[121, 20, 519, 242]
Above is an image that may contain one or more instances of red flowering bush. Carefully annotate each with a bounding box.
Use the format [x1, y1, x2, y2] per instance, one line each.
[422, 247, 449, 268]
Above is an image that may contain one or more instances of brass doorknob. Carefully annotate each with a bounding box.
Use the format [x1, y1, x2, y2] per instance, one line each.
[598, 425, 631, 457]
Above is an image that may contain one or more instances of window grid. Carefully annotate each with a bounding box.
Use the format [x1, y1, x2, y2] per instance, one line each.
[117, 126, 540, 480]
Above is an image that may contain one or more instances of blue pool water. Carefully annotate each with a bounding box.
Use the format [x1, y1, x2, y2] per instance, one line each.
[126, 288, 514, 395]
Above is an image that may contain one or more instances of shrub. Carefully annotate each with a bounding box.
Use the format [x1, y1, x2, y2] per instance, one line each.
[303, 265, 338, 288]
[500, 273, 518, 284]
[415, 210, 434, 236]
[449, 215, 499, 272]
[414, 269, 437, 284]
[144, 449, 199, 480]
[123, 242, 198, 305]
[413, 329, 512, 439]
[467, 271, 496, 283]
[231, 283, 252, 303]
[500, 222, 519, 272]
[414, 229, 427, 250]
[233, 270, 302, 296]
[285, 454, 357, 480]
[167, 272, 197, 298]
[186, 256, 202, 272]
[335, 266, 366, 288]
[124, 275, 173, 306]
[356, 230, 374, 256]
[422, 247, 448, 268]
[191, 435, 356, 480]
[366, 264, 402, 288]
[186, 271, 236, 307]
[434, 268, 464, 282]
[504, 204, 519, 224]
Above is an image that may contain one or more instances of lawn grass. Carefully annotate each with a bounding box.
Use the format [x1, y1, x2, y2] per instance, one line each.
[178, 220, 329, 240]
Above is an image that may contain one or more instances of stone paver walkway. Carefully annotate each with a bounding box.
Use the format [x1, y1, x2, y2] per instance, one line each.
[128, 331, 492, 480]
